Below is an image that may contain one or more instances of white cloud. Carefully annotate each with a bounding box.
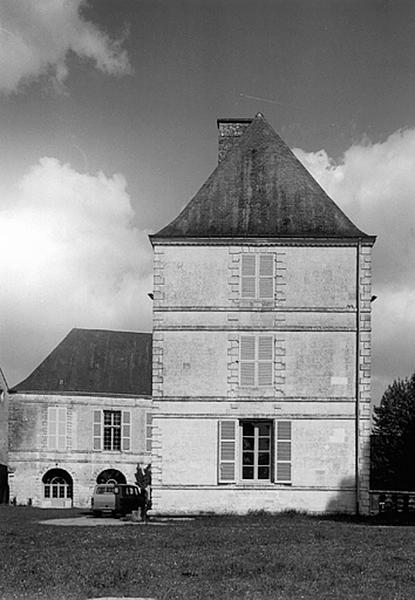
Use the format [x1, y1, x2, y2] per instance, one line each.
[0, 0, 131, 94]
[294, 129, 415, 402]
[0, 158, 152, 385]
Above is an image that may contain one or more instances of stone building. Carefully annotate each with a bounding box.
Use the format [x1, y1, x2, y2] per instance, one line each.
[149, 113, 375, 515]
[8, 328, 152, 507]
[0, 367, 9, 503]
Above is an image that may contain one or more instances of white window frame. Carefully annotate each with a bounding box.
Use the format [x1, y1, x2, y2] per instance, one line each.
[240, 420, 273, 482]
[103, 410, 122, 451]
[93, 410, 131, 452]
[241, 253, 274, 300]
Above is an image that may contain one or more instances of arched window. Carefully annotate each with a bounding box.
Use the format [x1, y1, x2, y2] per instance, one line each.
[42, 469, 73, 499]
[96, 469, 126, 485]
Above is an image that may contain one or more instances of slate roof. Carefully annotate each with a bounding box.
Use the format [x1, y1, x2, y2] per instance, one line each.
[152, 113, 374, 241]
[12, 329, 152, 396]
[0, 368, 7, 392]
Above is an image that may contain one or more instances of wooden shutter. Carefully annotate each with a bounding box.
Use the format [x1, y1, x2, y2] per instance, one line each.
[93, 410, 102, 450]
[47, 407, 57, 450]
[240, 336, 255, 386]
[241, 254, 256, 298]
[258, 336, 273, 386]
[57, 408, 67, 450]
[275, 421, 292, 484]
[145, 412, 152, 453]
[122, 411, 131, 451]
[259, 254, 274, 299]
[218, 420, 237, 483]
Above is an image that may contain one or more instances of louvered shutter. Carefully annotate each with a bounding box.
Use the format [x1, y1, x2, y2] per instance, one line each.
[93, 410, 102, 450]
[122, 411, 131, 451]
[275, 421, 292, 484]
[57, 408, 67, 450]
[145, 412, 152, 453]
[47, 407, 57, 450]
[258, 336, 273, 386]
[240, 336, 256, 386]
[218, 420, 237, 483]
[259, 254, 274, 299]
[241, 254, 256, 298]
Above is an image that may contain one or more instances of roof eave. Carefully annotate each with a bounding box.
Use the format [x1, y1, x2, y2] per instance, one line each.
[9, 388, 152, 398]
[150, 234, 376, 247]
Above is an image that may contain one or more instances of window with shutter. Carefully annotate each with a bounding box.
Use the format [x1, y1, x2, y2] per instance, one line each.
[259, 254, 274, 299]
[94, 410, 131, 451]
[218, 420, 237, 483]
[57, 408, 67, 450]
[241, 254, 256, 298]
[218, 420, 290, 485]
[240, 253, 274, 300]
[240, 336, 256, 386]
[240, 335, 274, 387]
[47, 407, 57, 450]
[145, 412, 152, 453]
[258, 336, 273, 386]
[47, 407, 67, 450]
[275, 421, 292, 484]
[122, 411, 131, 451]
[93, 410, 102, 450]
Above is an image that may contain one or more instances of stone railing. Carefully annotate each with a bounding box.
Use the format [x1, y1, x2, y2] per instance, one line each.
[370, 490, 415, 515]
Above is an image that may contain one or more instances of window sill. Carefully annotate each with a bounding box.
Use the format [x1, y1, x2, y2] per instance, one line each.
[239, 300, 275, 309]
[237, 387, 276, 397]
[219, 482, 292, 488]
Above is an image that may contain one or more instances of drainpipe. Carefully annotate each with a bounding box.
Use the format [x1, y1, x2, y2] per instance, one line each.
[355, 239, 361, 516]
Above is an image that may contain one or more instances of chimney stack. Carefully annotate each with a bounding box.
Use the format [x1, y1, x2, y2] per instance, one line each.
[216, 118, 253, 163]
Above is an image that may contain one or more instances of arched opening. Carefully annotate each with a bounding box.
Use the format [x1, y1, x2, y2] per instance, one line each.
[42, 468, 73, 507]
[96, 469, 126, 485]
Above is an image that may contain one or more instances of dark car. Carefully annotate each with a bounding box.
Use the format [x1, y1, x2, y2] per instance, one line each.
[91, 483, 144, 517]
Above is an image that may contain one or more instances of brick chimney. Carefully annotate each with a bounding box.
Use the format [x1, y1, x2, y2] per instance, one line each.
[216, 118, 253, 163]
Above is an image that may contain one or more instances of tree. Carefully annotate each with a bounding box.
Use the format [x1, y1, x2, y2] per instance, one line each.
[135, 463, 152, 520]
[371, 374, 415, 490]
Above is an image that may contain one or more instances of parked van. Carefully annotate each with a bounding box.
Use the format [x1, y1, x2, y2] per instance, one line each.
[91, 483, 144, 517]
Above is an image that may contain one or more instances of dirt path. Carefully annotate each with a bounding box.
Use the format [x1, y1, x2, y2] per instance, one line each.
[39, 516, 166, 526]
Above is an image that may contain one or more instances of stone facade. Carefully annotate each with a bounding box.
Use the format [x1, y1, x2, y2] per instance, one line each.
[8, 392, 151, 507]
[0, 369, 8, 467]
[150, 241, 373, 514]
[0, 369, 9, 503]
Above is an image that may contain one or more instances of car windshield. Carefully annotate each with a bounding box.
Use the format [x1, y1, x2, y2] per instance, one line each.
[95, 486, 114, 494]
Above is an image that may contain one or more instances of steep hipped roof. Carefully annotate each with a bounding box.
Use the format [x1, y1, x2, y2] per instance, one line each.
[0, 368, 7, 392]
[12, 329, 152, 396]
[152, 113, 373, 241]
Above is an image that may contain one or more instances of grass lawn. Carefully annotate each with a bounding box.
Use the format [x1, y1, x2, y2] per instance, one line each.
[1, 507, 415, 600]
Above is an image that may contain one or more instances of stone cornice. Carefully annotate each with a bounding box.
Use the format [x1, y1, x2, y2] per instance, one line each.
[150, 236, 376, 247]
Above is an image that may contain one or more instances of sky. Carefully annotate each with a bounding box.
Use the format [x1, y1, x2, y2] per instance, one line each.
[1, 0, 415, 404]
